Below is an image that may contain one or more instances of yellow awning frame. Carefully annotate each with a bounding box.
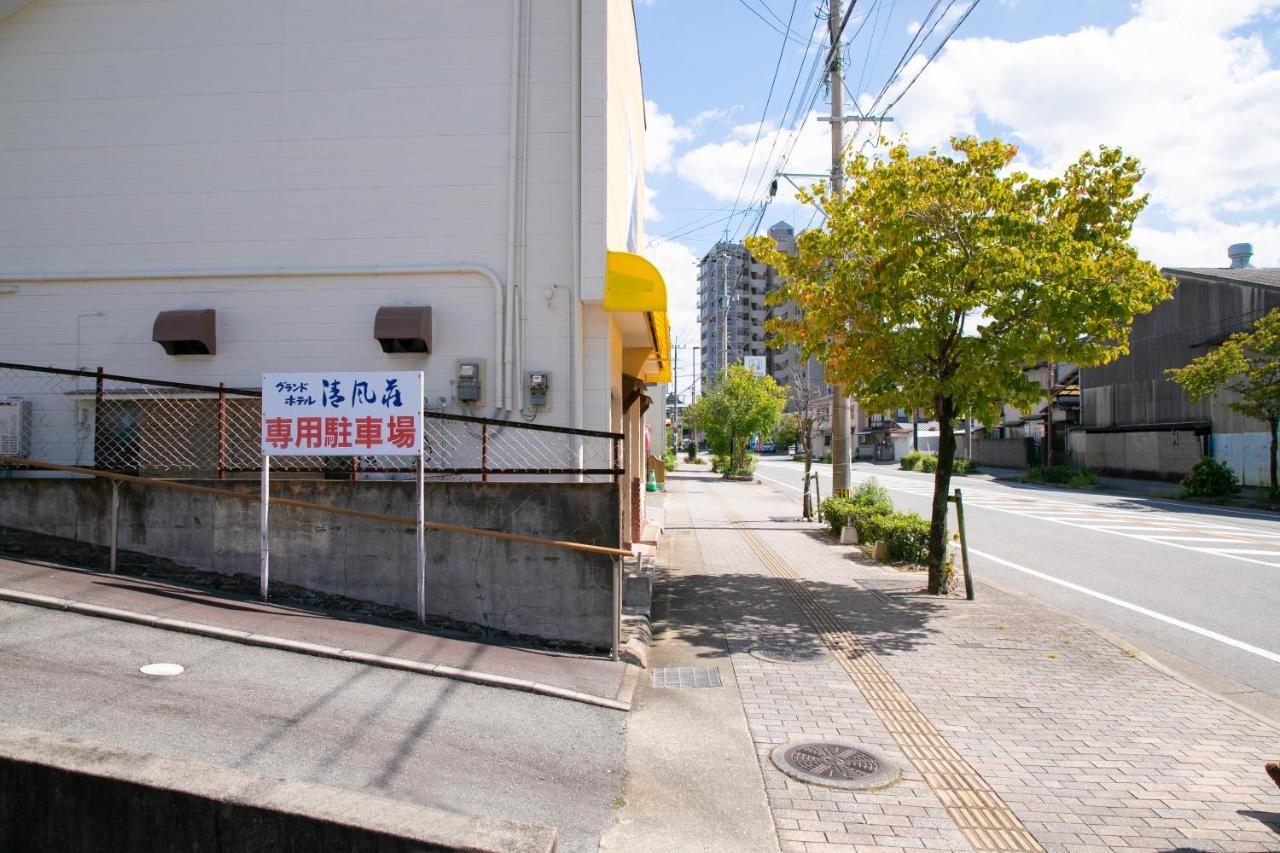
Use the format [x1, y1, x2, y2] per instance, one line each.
[604, 251, 671, 383]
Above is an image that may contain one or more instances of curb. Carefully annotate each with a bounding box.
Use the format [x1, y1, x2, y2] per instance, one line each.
[0, 587, 630, 713]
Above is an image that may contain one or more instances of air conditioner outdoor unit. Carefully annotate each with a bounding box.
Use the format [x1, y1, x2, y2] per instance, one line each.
[0, 397, 32, 457]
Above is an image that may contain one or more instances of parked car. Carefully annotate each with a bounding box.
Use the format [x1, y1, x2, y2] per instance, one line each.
[761, 442, 776, 453]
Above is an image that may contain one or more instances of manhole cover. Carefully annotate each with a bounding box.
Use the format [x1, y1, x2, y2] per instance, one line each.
[771, 739, 901, 790]
[751, 643, 832, 665]
[139, 663, 185, 677]
[651, 666, 721, 688]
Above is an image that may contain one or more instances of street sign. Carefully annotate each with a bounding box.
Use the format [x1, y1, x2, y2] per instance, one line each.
[261, 371, 424, 456]
[258, 371, 426, 624]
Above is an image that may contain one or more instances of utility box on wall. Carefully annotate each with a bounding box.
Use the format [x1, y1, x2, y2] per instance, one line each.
[0, 397, 31, 457]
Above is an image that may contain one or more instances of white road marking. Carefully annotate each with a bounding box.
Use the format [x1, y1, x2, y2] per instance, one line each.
[968, 548, 1280, 666]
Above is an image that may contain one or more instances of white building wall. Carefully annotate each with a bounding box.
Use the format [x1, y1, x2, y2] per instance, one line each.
[0, 0, 645, 437]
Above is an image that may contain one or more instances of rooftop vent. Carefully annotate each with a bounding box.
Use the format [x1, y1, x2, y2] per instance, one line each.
[1228, 242, 1254, 269]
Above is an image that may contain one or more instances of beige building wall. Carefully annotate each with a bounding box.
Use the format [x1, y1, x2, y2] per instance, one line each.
[0, 0, 653, 454]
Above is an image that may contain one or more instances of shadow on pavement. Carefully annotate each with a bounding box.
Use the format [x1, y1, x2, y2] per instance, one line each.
[652, 569, 947, 660]
[1238, 809, 1280, 835]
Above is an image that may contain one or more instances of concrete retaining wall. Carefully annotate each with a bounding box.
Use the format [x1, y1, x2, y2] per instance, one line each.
[971, 439, 1029, 470]
[1082, 430, 1203, 481]
[0, 477, 619, 648]
[0, 724, 556, 853]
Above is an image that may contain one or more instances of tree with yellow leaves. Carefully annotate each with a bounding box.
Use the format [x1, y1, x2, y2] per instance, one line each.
[748, 137, 1171, 594]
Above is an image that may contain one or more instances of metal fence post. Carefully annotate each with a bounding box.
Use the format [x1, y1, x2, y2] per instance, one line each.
[217, 382, 227, 481]
[481, 423, 489, 483]
[954, 487, 974, 600]
[109, 480, 119, 573]
[94, 366, 105, 470]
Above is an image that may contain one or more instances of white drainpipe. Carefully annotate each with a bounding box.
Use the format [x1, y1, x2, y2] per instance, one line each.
[570, 0, 584, 435]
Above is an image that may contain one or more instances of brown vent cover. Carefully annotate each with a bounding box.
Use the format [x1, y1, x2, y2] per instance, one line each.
[374, 306, 432, 354]
[152, 309, 216, 356]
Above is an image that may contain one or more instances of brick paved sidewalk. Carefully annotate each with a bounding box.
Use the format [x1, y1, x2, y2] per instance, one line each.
[668, 469, 1280, 853]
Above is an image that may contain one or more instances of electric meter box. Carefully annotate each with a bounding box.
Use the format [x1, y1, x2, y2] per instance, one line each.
[455, 359, 483, 405]
[527, 371, 550, 408]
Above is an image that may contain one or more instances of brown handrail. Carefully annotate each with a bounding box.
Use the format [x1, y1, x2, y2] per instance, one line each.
[0, 456, 631, 558]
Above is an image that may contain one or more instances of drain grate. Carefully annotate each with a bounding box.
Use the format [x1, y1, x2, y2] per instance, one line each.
[650, 666, 722, 688]
[751, 643, 832, 665]
[771, 739, 901, 790]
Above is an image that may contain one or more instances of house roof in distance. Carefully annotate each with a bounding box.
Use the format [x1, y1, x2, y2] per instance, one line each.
[1162, 267, 1280, 288]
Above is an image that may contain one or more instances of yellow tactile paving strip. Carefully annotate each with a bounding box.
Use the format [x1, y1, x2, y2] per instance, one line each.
[714, 495, 1045, 853]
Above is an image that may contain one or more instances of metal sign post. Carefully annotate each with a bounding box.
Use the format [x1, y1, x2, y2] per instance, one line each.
[416, 446, 426, 625]
[260, 370, 425, 608]
[260, 454, 270, 600]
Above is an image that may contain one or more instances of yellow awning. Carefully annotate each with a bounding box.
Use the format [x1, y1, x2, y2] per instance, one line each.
[605, 251, 671, 382]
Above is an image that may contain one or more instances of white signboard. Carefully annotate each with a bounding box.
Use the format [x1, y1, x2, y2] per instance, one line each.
[742, 355, 767, 378]
[261, 371, 424, 456]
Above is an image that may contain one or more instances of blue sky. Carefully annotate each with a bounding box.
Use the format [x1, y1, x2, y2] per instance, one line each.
[634, 0, 1280, 361]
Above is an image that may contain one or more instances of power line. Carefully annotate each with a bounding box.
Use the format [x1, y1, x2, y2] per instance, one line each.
[724, 0, 802, 242]
[735, 0, 808, 45]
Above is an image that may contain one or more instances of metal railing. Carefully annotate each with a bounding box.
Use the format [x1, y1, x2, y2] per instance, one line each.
[0, 362, 623, 481]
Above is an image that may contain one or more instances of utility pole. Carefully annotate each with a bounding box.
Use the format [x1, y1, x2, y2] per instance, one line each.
[672, 344, 680, 450]
[828, 0, 852, 495]
[719, 250, 730, 380]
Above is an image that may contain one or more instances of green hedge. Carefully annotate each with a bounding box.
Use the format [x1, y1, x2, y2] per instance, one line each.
[860, 511, 930, 564]
[1026, 465, 1099, 488]
[899, 451, 977, 475]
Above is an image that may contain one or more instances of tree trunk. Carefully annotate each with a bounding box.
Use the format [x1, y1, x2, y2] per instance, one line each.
[927, 396, 957, 595]
[1270, 417, 1278, 494]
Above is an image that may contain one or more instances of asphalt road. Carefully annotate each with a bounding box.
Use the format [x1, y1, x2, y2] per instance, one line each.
[754, 456, 1280, 723]
[0, 602, 623, 852]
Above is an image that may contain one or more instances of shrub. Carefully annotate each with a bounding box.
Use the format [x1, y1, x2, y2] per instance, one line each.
[1027, 465, 1099, 488]
[849, 478, 893, 512]
[685, 441, 698, 463]
[820, 496, 858, 534]
[662, 447, 679, 472]
[713, 451, 757, 478]
[1180, 457, 1239, 500]
[819, 451, 833, 464]
[952, 457, 979, 475]
[918, 454, 938, 473]
[859, 510, 930, 564]
[899, 450, 923, 471]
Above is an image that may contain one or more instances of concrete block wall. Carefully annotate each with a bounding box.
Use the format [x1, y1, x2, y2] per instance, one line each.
[971, 438, 1029, 470]
[0, 477, 619, 648]
[1083, 430, 1203, 481]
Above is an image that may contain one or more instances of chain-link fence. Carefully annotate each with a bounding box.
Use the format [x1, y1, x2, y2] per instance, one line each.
[0, 362, 622, 481]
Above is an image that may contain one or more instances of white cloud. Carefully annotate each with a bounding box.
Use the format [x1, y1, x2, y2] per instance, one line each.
[645, 100, 694, 173]
[643, 179, 662, 222]
[642, 239, 701, 357]
[674, 112, 832, 203]
[885, 0, 1280, 236]
[1133, 219, 1280, 269]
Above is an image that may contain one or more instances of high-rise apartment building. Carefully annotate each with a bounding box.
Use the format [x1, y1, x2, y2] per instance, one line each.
[698, 222, 797, 387]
